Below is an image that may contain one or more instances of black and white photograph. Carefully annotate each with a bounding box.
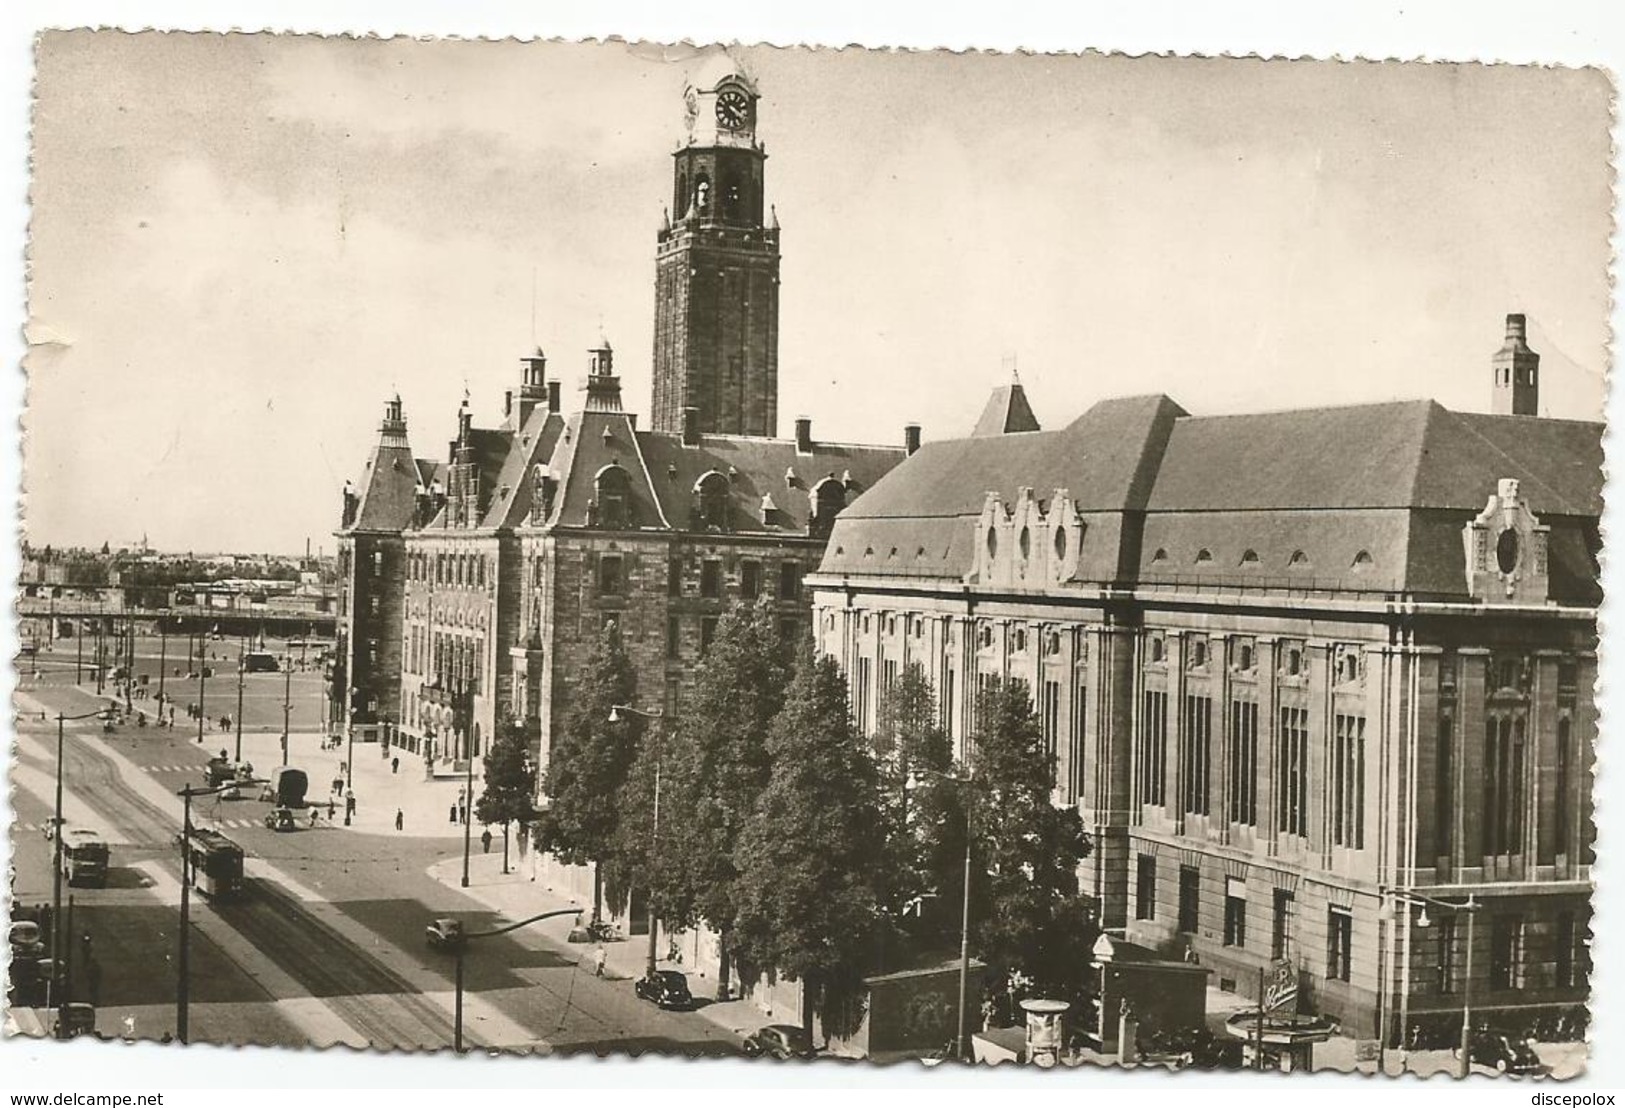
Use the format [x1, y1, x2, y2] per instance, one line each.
[5, 22, 1614, 1086]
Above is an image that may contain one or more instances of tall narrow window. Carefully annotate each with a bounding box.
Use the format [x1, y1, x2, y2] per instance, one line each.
[855, 657, 872, 735]
[1180, 695, 1212, 816]
[598, 554, 623, 596]
[700, 560, 722, 599]
[1177, 865, 1200, 933]
[1556, 717, 1572, 855]
[1272, 889, 1294, 959]
[701, 616, 718, 654]
[1136, 855, 1157, 920]
[1223, 877, 1247, 948]
[1556, 911, 1576, 988]
[1436, 712, 1454, 855]
[1327, 907, 1353, 982]
[1227, 699, 1258, 826]
[1490, 916, 1525, 991]
[666, 616, 680, 654]
[1332, 714, 1366, 849]
[740, 560, 761, 599]
[1437, 917, 1458, 994]
[1069, 673, 1087, 803]
[778, 561, 802, 600]
[667, 558, 682, 597]
[1137, 690, 1169, 807]
[1278, 707, 1310, 837]
[1042, 679, 1061, 764]
[1485, 714, 1527, 856]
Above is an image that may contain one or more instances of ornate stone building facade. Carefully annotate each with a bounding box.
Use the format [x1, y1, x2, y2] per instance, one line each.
[333, 58, 912, 777]
[808, 317, 1599, 1043]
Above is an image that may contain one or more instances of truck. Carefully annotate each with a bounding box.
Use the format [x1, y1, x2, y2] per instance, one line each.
[271, 767, 309, 808]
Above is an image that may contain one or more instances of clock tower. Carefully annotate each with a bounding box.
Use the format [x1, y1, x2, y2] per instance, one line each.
[651, 55, 781, 438]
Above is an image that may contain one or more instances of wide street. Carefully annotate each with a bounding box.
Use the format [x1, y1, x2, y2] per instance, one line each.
[8, 659, 742, 1057]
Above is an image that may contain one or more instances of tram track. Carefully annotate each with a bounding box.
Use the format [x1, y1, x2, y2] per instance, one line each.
[43, 733, 457, 1049]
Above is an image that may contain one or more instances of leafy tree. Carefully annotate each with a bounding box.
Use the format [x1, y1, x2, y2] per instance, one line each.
[954, 678, 1095, 1007]
[476, 720, 537, 875]
[734, 647, 886, 1044]
[970, 678, 1096, 997]
[872, 663, 954, 916]
[653, 597, 789, 999]
[538, 620, 640, 922]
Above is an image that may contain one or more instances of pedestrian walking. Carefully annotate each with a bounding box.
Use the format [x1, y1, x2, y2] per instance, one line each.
[395, 808, 404, 832]
[449, 803, 458, 824]
[592, 945, 607, 978]
[391, 756, 399, 775]
[327, 797, 336, 820]
[309, 807, 319, 828]
[346, 790, 356, 817]
[481, 828, 492, 854]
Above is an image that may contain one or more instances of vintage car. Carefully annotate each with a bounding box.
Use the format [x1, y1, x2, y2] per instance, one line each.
[633, 970, 694, 1010]
[741, 1024, 815, 1060]
[425, 918, 465, 951]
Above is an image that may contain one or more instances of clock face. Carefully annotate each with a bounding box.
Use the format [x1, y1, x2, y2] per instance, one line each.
[715, 87, 751, 130]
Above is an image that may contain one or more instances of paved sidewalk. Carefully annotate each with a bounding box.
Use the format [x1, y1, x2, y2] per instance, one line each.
[426, 851, 776, 1045]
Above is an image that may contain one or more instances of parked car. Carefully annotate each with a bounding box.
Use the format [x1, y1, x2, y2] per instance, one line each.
[53, 1003, 97, 1039]
[263, 807, 297, 832]
[742, 1024, 815, 1060]
[1456, 1030, 1544, 1075]
[426, 918, 464, 951]
[8, 920, 45, 959]
[634, 970, 694, 1010]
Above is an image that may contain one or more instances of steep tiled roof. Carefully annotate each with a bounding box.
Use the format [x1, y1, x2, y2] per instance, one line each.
[479, 408, 565, 529]
[844, 394, 1186, 520]
[971, 382, 1041, 437]
[638, 432, 906, 533]
[351, 439, 419, 531]
[1145, 400, 1603, 515]
[820, 395, 1185, 582]
[818, 393, 1602, 601]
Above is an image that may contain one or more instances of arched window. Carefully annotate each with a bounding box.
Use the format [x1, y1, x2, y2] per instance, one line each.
[1289, 550, 1311, 569]
[694, 471, 731, 531]
[1351, 550, 1374, 572]
[694, 175, 711, 215]
[1152, 548, 1169, 564]
[595, 464, 633, 529]
[1240, 549, 1260, 566]
[810, 477, 845, 539]
[1195, 548, 1213, 565]
[723, 170, 743, 219]
[676, 171, 689, 215]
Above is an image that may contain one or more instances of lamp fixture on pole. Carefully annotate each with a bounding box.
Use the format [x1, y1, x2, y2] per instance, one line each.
[50, 707, 114, 1038]
[609, 704, 664, 979]
[1394, 890, 1482, 1079]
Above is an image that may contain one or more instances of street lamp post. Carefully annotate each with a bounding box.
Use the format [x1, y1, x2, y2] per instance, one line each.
[460, 683, 474, 888]
[914, 764, 977, 1062]
[609, 704, 664, 979]
[1394, 890, 1482, 1078]
[344, 686, 358, 826]
[234, 647, 245, 763]
[444, 907, 584, 1053]
[281, 655, 292, 767]
[196, 649, 208, 745]
[157, 621, 167, 708]
[176, 777, 265, 1043]
[50, 707, 113, 1037]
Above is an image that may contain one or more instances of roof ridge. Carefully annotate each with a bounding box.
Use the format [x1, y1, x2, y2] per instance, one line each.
[1402, 400, 1445, 510]
[1432, 403, 1578, 512]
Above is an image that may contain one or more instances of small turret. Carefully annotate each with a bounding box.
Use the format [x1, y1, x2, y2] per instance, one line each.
[1491, 313, 1540, 416]
[582, 337, 624, 413]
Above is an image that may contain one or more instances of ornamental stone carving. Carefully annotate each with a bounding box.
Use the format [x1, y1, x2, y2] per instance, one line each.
[1463, 477, 1551, 604]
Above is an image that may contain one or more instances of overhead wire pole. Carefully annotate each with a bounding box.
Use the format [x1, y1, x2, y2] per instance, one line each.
[449, 906, 583, 1053]
[234, 646, 245, 763]
[51, 707, 111, 1036]
[609, 704, 664, 979]
[281, 654, 292, 767]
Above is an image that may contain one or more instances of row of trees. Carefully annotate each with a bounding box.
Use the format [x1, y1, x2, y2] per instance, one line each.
[528, 598, 1096, 1044]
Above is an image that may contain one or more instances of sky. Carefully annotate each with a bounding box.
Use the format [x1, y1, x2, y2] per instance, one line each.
[24, 34, 1614, 556]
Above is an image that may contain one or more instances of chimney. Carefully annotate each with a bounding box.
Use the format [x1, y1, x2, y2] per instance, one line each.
[794, 415, 813, 454]
[682, 406, 701, 447]
[904, 423, 921, 456]
[1491, 311, 1540, 416]
[547, 380, 561, 413]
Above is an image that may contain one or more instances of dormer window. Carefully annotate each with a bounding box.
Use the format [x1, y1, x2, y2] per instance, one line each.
[1152, 548, 1169, 565]
[1195, 549, 1213, 565]
[808, 477, 845, 540]
[695, 471, 731, 531]
[1288, 550, 1311, 569]
[595, 464, 633, 530]
[1240, 549, 1259, 566]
